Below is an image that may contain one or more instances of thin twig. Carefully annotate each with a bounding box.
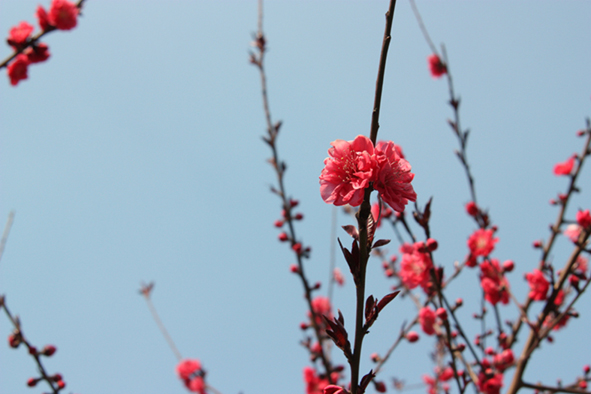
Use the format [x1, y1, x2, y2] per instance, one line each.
[0, 211, 15, 267]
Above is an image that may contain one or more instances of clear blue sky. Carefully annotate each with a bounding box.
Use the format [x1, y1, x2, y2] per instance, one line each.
[1, 1, 590, 393]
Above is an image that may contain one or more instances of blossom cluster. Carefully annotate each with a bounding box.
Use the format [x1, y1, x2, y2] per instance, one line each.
[5, 0, 79, 86]
[319, 135, 417, 212]
[176, 359, 207, 394]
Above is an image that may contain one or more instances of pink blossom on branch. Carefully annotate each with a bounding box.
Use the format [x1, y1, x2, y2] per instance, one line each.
[319, 135, 378, 207]
[176, 359, 206, 394]
[467, 229, 498, 257]
[48, 0, 79, 30]
[427, 54, 447, 78]
[7, 54, 30, 86]
[480, 259, 509, 305]
[525, 269, 549, 301]
[399, 242, 433, 290]
[419, 306, 436, 335]
[373, 140, 417, 212]
[7, 21, 34, 49]
[576, 209, 591, 229]
[553, 155, 575, 176]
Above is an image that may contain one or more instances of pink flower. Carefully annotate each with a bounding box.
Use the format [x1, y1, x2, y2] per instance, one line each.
[553, 156, 575, 176]
[176, 359, 206, 394]
[493, 349, 515, 372]
[176, 359, 202, 381]
[319, 135, 378, 207]
[427, 54, 447, 78]
[24, 43, 50, 63]
[304, 367, 339, 394]
[333, 267, 345, 286]
[564, 224, 582, 242]
[525, 269, 549, 301]
[7, 21, 34, 49]
[399, 242, 433, 290]
[477, 372, 503, 394]
[468, 229, 498, 257]
[7, 54, 30, 86]
[576, 209, 591, 229]
[373, 141, 417, 212]
[36, 6, 51, 31]
[48, 0, 79, 30]
[324, 385, 346, 394]
[419, 306, 436, 335]
[480, 259, 509, 305]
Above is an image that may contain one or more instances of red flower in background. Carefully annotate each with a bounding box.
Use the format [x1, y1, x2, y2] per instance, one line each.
[7, 21, 34, 49]
[576, 209, 591, 229]
[553, 155, 575, 176]
[480, 259, 509, 305]
[525, 269, 549, 301]
[24, 43, 50, 63]
[176, 359, 206, 394]
[427, 54, 447, 78]
[419, 306, 436, 335]
[7, 54, 30, 86]
[468, 229, 498, 257]
[36, 6, 51, 31]
[48, 0, 79, 30]
[399, 242, 433, 290]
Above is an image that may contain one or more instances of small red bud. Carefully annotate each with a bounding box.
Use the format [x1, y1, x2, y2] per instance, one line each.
[426, 238, 438, 251]
[451, 330, 458, 338]
[8, 333, 20, 348]
[374, 381, 387, 393]
[300, 322, 308, 330]
[436, 307, 448, 321]
[547, 335, 554, 343]
[384, 268, 394, 278]
[456, 343, 465, 352]
[485, 346, 495, 356]
[584, 365, 590, 374]
[290, 199, 299, 208]
[370, 352, 380, 362]
[406, 331, 419, 343]
[57, 380, 66, 389]
[465, 201, 478, 216]
[42, 345, 57, 356]
[532, 240, 542, 248]
[577, 129, 586, 137]
[278, 232, 289, 242]
[52, 374, 63, 382]
[294, 213, 303, 220]
[289, 264, 298, 273]
[390, 255, 398, 263]
[274, 220, 283, 228]
[313, 282, 321, 290]
[503, 260, 515, 273]
[579, 381, 588, 389]
[292, 243, 303, 254]
[455, 298, 463, 307]
[27, 378, 37, 387]
[28, 346, 37, 355]
[558, 193, 568, 203]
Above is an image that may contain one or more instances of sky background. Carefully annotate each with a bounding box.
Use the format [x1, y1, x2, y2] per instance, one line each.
[1, 1, 591, 393]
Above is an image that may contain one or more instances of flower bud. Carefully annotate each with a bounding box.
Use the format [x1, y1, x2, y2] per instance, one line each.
[278, 232, 289, 242]
[502, 260, 515, 273]
[42, 345, 57, 357]
[436, 307, 447, 321]
[27, 378, 37, 387]
[406, 331, 419, 343]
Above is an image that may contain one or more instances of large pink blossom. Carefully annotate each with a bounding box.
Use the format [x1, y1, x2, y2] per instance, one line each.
[373, 141, 417, 212]
[319, 135, 378, 206]
[576, 209, 591, 229]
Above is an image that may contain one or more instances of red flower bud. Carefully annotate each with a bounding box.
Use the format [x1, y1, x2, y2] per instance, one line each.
[28, 346, 37, 355]
[502, 260, 515, 273]
[579, 381, 588, 389]
[290, 199, 299, 207]
[465, 201, 478, 216]
[455, 298, 463, 307]
[436, 307, 448, 321]
[532, 240, 542, 248]
[289, 264, 298, 273]
[294, 213, 304, 220]
[27, 378, 37, 387]
[584, 365, 590, 374]
[292, 243, 303, 254]
[426, 238, 438, 251]
[278, 232, 289, 242]
[274, 220, 283, 228]
[42, 345, 57, 356]
[406, 331, 419, 343]
[57, 380, 66, 389]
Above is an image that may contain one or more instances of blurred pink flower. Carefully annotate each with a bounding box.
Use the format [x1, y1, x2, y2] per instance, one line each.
[525, 269, 549, 301]
[553, 155, 575, 176]
[468, 229, 498, 257]
[427, 54, 447, 78]
[48, 0, 79, 30]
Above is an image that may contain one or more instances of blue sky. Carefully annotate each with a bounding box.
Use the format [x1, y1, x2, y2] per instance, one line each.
[1, 1, 591, 393]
